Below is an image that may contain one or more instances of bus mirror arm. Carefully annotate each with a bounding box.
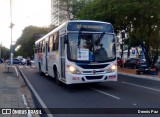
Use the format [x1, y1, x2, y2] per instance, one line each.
[64, 35, 68, 44]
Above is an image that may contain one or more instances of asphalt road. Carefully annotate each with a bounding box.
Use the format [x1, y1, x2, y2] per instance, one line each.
[19, 65, 160, 117]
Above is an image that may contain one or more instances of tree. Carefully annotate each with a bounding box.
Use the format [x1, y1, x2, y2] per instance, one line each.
[75, 0, 160, 68]
[52, 0, 90, 23]
[15, 26, 50, 58]
[1, 46, 10, 59]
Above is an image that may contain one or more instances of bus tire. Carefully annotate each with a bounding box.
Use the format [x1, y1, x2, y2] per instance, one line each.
[54, 68, 61, 86]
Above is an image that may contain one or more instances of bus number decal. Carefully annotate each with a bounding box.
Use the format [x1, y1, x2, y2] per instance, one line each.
[72, 77, 80, 80]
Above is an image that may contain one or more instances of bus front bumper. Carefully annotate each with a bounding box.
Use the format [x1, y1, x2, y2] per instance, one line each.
[65, 72, 117, 84]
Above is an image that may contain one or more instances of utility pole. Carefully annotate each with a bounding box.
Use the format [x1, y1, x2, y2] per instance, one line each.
[10, 0, 14, 65]
[57, 0, 60, 26]
[0, 42, 2, 58]
[121, 30, 125, 59]
[127, 37, 130, 58]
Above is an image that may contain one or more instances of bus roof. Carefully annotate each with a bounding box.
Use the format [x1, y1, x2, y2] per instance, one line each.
[35, 20, 112, 44]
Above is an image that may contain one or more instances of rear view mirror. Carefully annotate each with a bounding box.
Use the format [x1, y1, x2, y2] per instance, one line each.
[64, 35, 68, 44]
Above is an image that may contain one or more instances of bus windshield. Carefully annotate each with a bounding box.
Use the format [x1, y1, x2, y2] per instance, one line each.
[67, 33, 116, 62]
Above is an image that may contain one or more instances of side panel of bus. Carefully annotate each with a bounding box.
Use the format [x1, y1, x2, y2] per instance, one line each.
[44, 42, 48, 72]
[59, 35, 66, 81]
[47, 32, 60, 79]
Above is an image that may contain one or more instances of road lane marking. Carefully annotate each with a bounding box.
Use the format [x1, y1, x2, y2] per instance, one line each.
[19, 68, 54, 117]
[19, 66, 23, 68]
[26, 66, 31, 68]
[122, 82, 160, 92]
[90, 87, 120, 100]
[14, 66, 19, 77]
[22, 94, 32, 117]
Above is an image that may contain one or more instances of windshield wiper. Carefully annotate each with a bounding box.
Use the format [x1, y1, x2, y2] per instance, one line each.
[95, 32, 105, 45]
[77, 27, 83, 47]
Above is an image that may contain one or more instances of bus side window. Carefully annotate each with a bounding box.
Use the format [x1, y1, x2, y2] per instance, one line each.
[39, 42, 41, 53]
[38, 43, 40, 53]
[40, 41, 43, 53]
[49, 35, 54, 52]
[53, 32, 59, 51]
[42, 41, 44, 52]
[48, 38, 50, 52]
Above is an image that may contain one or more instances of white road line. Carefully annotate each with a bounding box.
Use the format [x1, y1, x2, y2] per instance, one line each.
[22, 94, 32, 117]
[90, 87, 120, 100]
[14, 66, 19, 77]
[19, 68, 54, 117]
[25, 66, 30, 68]
[122, 82, 160, 92]
[19, 66, 24, 68]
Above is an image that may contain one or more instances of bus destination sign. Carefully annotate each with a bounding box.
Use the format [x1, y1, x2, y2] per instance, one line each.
[67, 22, 113, 33]
[77, 24, 104, 30]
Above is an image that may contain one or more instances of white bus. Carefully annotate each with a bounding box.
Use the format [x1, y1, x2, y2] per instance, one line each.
[34, 20, 117, 85]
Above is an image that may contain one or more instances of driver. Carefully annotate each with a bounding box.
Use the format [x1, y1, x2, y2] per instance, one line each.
[95, 44, 108, 61]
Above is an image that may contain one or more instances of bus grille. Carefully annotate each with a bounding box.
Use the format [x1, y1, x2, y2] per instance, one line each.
[78, 64, 109, 69]
[85, 75, 103, 80]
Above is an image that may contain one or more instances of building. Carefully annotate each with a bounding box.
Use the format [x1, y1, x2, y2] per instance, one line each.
[116, 31, 141, 59]
[51, 0, 72, 26]
[51, 0, 59, 26]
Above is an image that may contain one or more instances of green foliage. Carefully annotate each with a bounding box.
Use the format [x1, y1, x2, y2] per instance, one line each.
[13, 0, 160, 60]
[75, 0, 160, 57]
[1, 46, 10, 59]
[15, 25, 50, 58]
[58, 0, 90, 19]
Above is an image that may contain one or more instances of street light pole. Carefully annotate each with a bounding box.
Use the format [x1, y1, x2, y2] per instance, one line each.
[0, 42, 2, 58]
[10, 0, 13, 65]
[57, 0, 60, 26]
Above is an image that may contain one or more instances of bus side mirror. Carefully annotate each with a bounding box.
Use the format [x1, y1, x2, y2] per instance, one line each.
[64, 35, 68, 44]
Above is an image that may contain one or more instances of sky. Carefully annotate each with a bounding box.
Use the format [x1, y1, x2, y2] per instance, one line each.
[0, 0, 51, 48]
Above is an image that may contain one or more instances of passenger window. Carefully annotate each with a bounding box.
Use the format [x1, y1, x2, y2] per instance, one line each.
[42, 41, 45, 52]
[53, 32, 59, 51]
[49, 35, 54, 52]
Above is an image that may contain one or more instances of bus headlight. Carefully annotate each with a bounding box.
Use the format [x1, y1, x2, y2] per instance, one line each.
[106, 64, 117, 73]
[67, 65, 81, 74]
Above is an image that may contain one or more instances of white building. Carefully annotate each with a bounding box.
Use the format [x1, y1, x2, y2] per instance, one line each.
[51, 0, 72, 26]
[116, 32, 141, 59]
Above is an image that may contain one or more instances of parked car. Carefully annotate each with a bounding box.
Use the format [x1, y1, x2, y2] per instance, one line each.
[20, 58, 27, 65]
[30, 60, 35, 65]
[117, 57, 124, 66]
[120, 58, 148, 69]
[0, 58, 3, 63]
[7, 58, 22, 65]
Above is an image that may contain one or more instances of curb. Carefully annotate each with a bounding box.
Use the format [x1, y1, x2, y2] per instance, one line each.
[118, 72, 160, 81]
[18, 67, 54, 117]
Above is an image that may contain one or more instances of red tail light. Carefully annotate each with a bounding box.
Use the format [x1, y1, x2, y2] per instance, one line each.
[136, 61, 140, 64]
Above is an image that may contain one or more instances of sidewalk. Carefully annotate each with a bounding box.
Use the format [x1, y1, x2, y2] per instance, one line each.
[118, 66, 160, 81]
[0, 63, 37, 117]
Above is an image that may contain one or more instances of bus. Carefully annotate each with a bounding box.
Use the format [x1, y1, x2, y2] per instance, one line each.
[34, 20, 117, 85]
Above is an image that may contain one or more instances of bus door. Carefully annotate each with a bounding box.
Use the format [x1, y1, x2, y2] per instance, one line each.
[45, 42, 48, 72]
[60, 35, 65, 79]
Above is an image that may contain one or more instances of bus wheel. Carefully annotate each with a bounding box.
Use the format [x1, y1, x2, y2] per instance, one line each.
[54, 69, 61, 86]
